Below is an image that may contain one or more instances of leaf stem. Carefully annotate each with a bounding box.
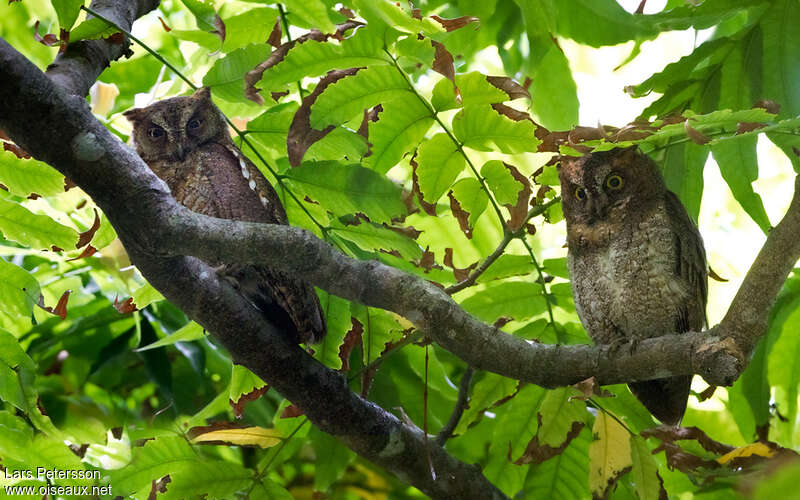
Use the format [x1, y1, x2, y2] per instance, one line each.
[277, 3, 306, 99]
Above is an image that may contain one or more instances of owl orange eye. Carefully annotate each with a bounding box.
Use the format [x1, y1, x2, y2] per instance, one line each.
[148, 126, 165, 138]
[606, 174, 623, 190]
[575, 187, 586, 201]
[187, 118, 202, 130]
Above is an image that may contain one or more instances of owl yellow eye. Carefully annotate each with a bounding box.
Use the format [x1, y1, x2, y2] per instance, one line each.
[148, 126, 165, 138]
[575, 187, 587, 201]
[187, 118, 202, 130]
[606, 174, 623, 190]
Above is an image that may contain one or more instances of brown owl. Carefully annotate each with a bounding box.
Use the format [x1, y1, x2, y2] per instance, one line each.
[124, 87, 325, 344]
[559, 147, 707, 426]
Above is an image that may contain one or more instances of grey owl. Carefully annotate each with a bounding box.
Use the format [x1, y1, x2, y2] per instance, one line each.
[559, 147, 707, 426]
[124, 87, 326, 344]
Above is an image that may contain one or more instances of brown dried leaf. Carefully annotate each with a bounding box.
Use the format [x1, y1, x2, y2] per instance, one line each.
[66, 245, 98, 261]
[77, 208, 100, 248]
[37, 290, 71, 320]
[503, 163, 532, 231]
[33, 20, 59, 46]
[514, 418, 584, 465]
[430, 14, 480, 32]
[491, 103, 533, 122]
[737, 122, 767, 134]
[113, 296, 137, 314]
[245, 20, 362, 104]
[281, 404, 304, 418]
[642, 425, 735, 455]
[339, 7, 355, 18]
[158, 16, 172, 32]
[448, 190, 472, 239]
[287, 68, 360, 166]
[493, 317, 512, 328]
[486, 76, 530, 100]
[64, 177, 77, 191]
[418, 247, 435, 272]
[267, 18, 282, 48]
[211, 14, 226, 42]
[339, 318, 363, 372]
[684, 120, 710, 145]
[443, 247, 478, 282]
[410, 153, 436, 215]
[697, 385, 717, 402]
[754, 99, 780, 115]
[230, 384, 269, 418]
[568, 125, 605, 144]
[431, 40, 455, 82]
[51, 245, 63, 252]
[148, 476, 171, 500]
[385, 224, 421, 240]
[357, 104, 382, 153]
[3, 141, 30, 158]
[572, 377, 613, 400]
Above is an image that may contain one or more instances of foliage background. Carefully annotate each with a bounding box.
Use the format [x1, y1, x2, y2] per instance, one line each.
[0, 0, 799, 498]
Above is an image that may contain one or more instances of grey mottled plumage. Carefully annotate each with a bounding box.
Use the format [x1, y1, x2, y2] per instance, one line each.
[124, 87, 325, 344]
[559, 147, 707, 426]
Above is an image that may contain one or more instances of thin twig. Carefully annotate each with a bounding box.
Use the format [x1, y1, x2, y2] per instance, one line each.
[435, 366, 474, 446]
[446, 197, 561, 294]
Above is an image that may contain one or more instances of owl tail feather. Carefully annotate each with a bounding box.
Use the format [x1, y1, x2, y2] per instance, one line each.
[628, 375, 692, 426]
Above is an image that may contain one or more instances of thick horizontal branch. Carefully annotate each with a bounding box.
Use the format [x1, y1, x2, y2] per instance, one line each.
[0, 32, 507, 500]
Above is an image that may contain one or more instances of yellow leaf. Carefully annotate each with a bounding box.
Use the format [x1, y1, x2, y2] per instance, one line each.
[589, 412, 632, 497]
[717, 442, 775, 464]
[191, 426, 282, 448]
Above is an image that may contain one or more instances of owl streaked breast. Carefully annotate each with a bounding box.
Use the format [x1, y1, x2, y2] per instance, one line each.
[124, 87, 325, 344]
[559, 147, 707, 426]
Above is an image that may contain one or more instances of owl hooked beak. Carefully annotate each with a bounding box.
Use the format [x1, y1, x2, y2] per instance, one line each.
[174, 143, 186, 161]
[585, 198, 607, 224]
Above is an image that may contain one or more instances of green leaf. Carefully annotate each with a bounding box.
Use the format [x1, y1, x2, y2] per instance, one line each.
[455, 372, 518, 435]
[69, 17, 118, 42]
[482, 160, 524, 206]
[460, 281, 546, 323]
[230, 364, 267, 404]
[282, 0, 336, 33]
[162, 460, 253, 500]
[524, 426, 591, 499]
[710, 135, 771, 233]
[478, 254, 536, 283]
[246, 103, 297, 156]
[203, 43, 271, 103]
[416, 133, 466, 204]
[431, 72, 511, 111]
[630, 435, 661, 500]
[251, 479, 293, 500]
[0, 258, 40, 322]
[351, 0, 442, 36]
[285, 161, 405, 223]
[536, 387, 587, 447]
[660, 142, 707, 222]
[761, 0, 800, 118]
[51, 0, 84, 31]
[453, 105, 540, 154]
[110, 436, 196, 496]
[450, 177, 488, 228]
[313, 291, 350, 369]
[309, 66, 411, 128]
[181, 0, 219, 33]
[222, 7, 280, 52]
[549, 0, 658, 46]
[135, 322, 204, 352]
[365, 94, 434, 174]
[258, 25, 390, 91]
[329, 220, 422, 260]
[310, 427, 356, 491]
[0, 199, 77, 250]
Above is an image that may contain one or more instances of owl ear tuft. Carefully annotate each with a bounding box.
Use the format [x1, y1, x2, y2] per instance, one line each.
[193, 87, 212, 101]
[123, 108, 144, 123]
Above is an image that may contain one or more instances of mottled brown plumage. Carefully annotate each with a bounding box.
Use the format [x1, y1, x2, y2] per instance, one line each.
[559, 147, 707, 426]
[124, 87, 325, 344]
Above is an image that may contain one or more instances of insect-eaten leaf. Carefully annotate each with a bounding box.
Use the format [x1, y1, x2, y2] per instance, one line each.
[339, 317, 364, 372]
[288, 69, 360, 166]
[589, 412, 632, 498]
[430, 14, 479, 32]
[36, 290, 71, 320]
[230, 384, 270, 419]
[113, 296, 136, 314]
[444, 247, 478, 282]
[514, 416, 584, 465]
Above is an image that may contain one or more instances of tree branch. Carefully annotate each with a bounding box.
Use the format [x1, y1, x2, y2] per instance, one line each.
[0, 27, 509, 500]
